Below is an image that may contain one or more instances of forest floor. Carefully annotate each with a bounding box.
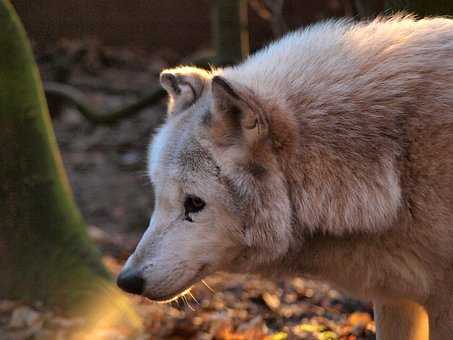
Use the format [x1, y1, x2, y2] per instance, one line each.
[0, 41, 376, 340]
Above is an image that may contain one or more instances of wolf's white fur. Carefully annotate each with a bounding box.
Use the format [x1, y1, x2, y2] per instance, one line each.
[119, 16, 453, 339]
[148, 124, 172, 179]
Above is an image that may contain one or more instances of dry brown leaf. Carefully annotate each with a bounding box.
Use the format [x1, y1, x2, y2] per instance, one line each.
[262, 292, 281, 311]
[347, 312, 372, 327]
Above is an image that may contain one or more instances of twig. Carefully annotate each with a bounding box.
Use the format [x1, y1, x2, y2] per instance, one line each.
[44, 81, 166, 125]
[67, 80, 145, 96]
[43, 56, 219, 125]
[202, 279, 216, 294]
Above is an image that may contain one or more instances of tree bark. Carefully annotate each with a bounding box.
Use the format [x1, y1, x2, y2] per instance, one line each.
[354, 0, 385, 18]
[212, 0, 249, 65]
[387, 0, 453, 16]
[0, 0, 114, 311]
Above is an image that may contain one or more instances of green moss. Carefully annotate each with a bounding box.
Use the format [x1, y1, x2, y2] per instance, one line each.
[0, 0, 110, 309]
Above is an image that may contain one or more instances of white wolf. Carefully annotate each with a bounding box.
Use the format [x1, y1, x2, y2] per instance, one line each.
[118, 16, 453, 340]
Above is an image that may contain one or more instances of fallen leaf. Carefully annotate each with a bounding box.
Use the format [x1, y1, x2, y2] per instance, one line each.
[347, 312, 372, 327]
[263, 292, 280, 311]
[267, 331, 288, 340]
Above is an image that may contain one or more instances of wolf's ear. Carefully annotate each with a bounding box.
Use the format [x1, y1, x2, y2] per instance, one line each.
[210, 76, 268, 146]
[160, 67, 209, 115]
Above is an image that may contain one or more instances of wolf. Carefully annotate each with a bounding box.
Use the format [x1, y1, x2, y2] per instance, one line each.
[117, 16, 453, 340]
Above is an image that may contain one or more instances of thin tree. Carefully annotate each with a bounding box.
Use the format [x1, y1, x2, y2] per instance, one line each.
[386, 0, 453, 16]
[212, 0, 249, 65]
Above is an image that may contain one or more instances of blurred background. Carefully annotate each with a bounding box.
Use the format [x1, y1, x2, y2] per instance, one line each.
[2, 1, 453, 339]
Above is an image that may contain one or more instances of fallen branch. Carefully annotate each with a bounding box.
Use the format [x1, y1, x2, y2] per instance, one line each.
[67, 80, 145, 96]
[44, 81, 166, 125]
[44, 56, 219, 125]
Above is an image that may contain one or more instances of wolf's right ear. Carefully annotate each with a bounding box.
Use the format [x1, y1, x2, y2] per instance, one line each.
[160, 67, 209, 115]
[210, 76, 268, 147]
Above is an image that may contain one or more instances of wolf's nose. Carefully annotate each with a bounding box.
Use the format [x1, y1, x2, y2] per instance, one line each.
[116, 269, 145, 295]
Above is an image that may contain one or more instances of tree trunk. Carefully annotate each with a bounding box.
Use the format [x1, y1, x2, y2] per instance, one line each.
[212, 0, 249, 65]
[386, 0, 453, 16]
[354, 0, 385, 18]
[0, 0, 120, 314]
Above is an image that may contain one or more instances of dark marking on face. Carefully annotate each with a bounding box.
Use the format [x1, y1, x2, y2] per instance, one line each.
[201, 111, 212, 126]
[247, 163, 267, 177]
[178, 78, 198, 101]
[214, 164, 221, 177]
[162, 73, 181, 94]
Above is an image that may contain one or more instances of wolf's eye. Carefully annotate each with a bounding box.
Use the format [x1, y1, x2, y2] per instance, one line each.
[184, 195, 205, 220]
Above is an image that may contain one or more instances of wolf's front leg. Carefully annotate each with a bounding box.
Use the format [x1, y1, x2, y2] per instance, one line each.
[427, 301, 453, 340]
[374, 300, 428, 340]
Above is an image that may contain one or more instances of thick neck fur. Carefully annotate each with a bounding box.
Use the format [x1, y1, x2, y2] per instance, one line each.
[223, 16, 453, 235]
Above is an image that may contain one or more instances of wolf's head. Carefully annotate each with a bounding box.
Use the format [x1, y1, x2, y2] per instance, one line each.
[117, 66, 295, 301]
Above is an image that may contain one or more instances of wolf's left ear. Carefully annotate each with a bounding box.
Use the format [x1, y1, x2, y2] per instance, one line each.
[210, 76, 268, 146]
[160, 67, 209, 115]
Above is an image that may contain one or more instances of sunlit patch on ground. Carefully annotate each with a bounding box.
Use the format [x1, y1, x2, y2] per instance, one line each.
[71, 282, 143, 340]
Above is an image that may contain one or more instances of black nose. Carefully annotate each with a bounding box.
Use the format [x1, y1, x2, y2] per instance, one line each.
[116, 269, 145, 295]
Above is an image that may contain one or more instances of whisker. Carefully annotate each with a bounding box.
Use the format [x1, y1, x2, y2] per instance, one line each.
[201, 280, 215, 294]
[170, 299, 178, 309]
[182, 295, 195, 311]
[133, 170, 149, 178]
[188, 291, 200, 305]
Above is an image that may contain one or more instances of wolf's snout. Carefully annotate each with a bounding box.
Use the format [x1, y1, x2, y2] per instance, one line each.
[116, 268, 145, 295]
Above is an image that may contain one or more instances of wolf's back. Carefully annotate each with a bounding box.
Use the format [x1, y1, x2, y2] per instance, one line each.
[225, 16, 453, 120]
